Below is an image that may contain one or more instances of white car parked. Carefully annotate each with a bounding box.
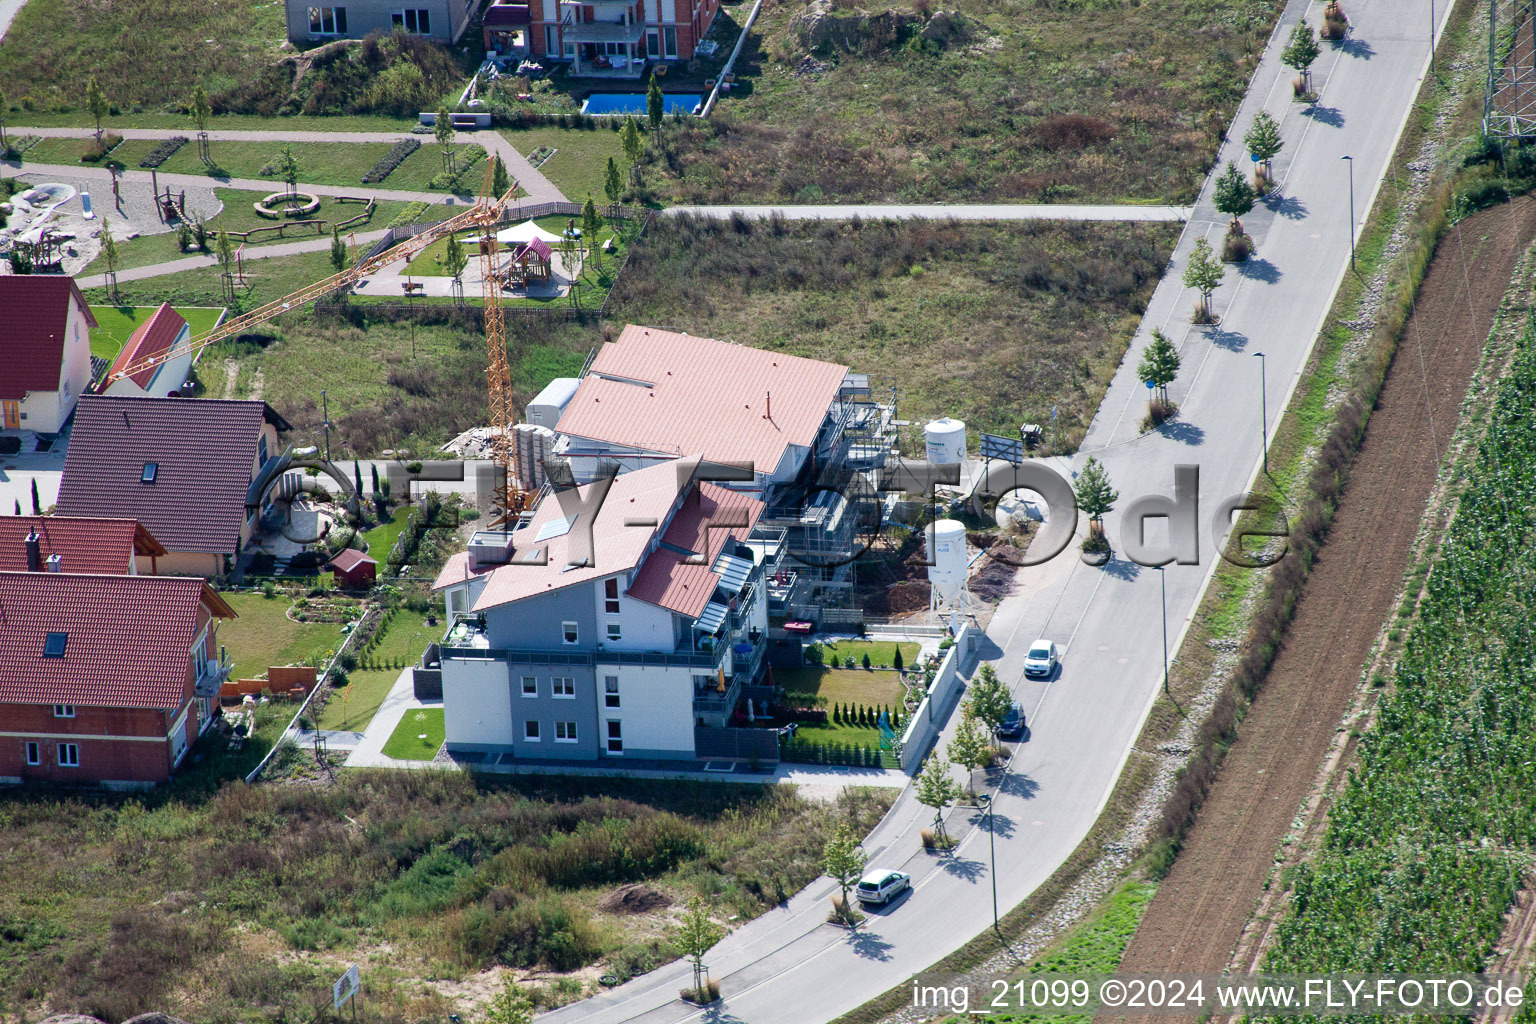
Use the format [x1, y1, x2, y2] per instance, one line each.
[1023, 639, 1058, 678]
[855, 869, 911, 905]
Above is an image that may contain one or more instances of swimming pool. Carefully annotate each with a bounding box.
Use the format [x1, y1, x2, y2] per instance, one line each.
[581, 92, 704, 117]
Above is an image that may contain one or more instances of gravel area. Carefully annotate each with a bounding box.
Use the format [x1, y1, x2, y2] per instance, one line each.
[3, 171, 222, 275]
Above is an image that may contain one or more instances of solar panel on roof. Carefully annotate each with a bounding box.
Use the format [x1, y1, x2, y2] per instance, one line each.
[713, 552, 753, 595]
[694, 601, 729, 634]
[534, 514, 577, 543]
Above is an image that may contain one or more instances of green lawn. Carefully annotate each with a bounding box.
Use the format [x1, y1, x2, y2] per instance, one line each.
[369, 607, 440, 666]
[15, 139, 486, 195]
[82, 249, 346, 310]
[382, 707, 445, 760]
[318, 667, 397, 731]
[777, 667, 905, 707]
[85, 190, 431, 274]
[501, 127, 629, 204]
[362, 507, 411, 559]
[220, 591, 346, 679]
[88, 304, 224, 360]
[808, 639, 920, 669]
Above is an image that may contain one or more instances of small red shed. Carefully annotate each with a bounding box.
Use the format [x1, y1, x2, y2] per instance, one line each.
[327, 548, 378, 589]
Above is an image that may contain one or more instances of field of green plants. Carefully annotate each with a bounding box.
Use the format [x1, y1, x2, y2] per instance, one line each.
[1264, 310, 1536, 977]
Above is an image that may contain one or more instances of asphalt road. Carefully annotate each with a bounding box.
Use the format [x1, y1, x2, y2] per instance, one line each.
[539, 0, 1448, 1021]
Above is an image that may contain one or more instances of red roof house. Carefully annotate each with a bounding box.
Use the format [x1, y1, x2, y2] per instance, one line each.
[0, 515, 167, 575]
[0, 570, 237, 788]
[55, 395, 290, 577]
[327, 547, 378, 588]
[0, 276, 98, 434]
[100, 303, 194, 399]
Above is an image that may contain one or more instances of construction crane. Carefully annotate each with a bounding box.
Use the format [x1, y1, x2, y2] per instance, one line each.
[102, 160, 529, 522]
[467, 158, 524, 525]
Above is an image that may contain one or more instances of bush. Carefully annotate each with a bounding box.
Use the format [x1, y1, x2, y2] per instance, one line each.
[1222, 231, 1254, 262]
[80, 132, 123, 163]
[362, 137, 421, 184]
[139, 136, 188, 168]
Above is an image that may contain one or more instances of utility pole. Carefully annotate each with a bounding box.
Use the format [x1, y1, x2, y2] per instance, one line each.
[1158, 565, 1170, 700]
[1254, 351, 1268, 474]
[321, 388, 332, 464]
[1341, 154, 1355, 273]
[978, 792, 999, 936]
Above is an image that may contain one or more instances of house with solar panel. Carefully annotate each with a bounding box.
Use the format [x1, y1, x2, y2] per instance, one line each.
[430, 457, 781, 764]
[547, 325, 896, 628]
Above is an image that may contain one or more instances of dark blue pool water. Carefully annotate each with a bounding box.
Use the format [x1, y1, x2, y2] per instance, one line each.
[581, 92, 704, 116]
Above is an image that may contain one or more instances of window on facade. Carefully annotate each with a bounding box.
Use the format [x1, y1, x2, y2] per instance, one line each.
[53, 703, 74, 718]
[44, 633, 68, 658]
[646, 28, 660, 56]
[604, 578, 620, 614]
[562, 621, 579, 644]
[58, 743, 80, 767]
[392, 8, 430, 33]
[308, 5, 347, 33]
[521, 675, 538, 696]
[663, 25, 677, 57]
[604, 676, 620, 708]
[552, 676, 575, 698]
[140, 462, 158, 484]
[606, 622, 622, 642]
[545, 24, 559, 54]
[607, 719, 623, 753]
[555, 721, 577, 742]
[24, 741, 40, 766]
[524, 720, 541, 741]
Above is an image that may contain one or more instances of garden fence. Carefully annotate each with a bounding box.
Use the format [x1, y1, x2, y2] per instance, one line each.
[896, 622, 978, 774]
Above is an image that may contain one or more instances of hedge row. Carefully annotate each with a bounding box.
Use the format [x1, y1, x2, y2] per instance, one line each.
[139, 135, 188, 168]
[362, 137, 421, 184]
[781, 741, 890, 768]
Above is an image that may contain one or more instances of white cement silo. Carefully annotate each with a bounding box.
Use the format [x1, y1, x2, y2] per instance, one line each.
[926, 519, 969, 612]
[924, 417, 967, 466]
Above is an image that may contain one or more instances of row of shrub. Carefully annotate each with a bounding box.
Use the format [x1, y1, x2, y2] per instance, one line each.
[781, 740, 891, 768]
[138, 135, 187, 168]
[362, 137, 420, 184]
[829, 702, 903, 728]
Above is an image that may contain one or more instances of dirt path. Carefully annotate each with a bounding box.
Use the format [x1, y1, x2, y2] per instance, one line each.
[1112, 197, 1536, 1006]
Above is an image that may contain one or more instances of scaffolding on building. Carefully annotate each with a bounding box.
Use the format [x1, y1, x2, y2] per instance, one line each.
[1486, 0, 1536, 138]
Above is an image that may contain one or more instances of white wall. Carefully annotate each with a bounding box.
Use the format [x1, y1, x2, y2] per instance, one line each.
[101, 333, 192, 400]
[604, 662, 694, 756]
[19, 298, 93, 435]
[443, 656, 514, 748]
[595, 573, 677, 651]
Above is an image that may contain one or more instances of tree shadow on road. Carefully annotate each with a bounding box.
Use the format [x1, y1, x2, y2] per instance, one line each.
[1100, 555, 1143, 581]
[997, 770, 1040, 800]
[938, 854, 987, 883]
[1303, 103, 1345, 128]
[1336, 36, 1375, 59]
[700, 1004, 747, 1024]
[1262, 193, 1308, 220]
[1157, 419, 1207, 446]
[1206, 326, 1249, 351]
[845, 926, 896, 961]
[1240, 257, 1282, 285]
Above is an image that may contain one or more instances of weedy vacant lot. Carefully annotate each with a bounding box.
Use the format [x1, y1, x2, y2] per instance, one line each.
[608, 215, 1174, 446]
[644, 0, 1280, 205]
[0, 772, 892, 1021]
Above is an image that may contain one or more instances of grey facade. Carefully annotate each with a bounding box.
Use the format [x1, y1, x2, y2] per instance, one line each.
[285, 0, 477, 45]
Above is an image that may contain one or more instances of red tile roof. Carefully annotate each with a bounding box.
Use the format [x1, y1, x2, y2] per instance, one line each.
[106, 303, 188, 391]
[57, 396, 281, 555]
[327, 548, 377, 573]
[0, 276, 96, 402]
[0, 571, 235, 709]
[0, 515, 165, 574]
[627, 482, 763, 618]
[555, 325, 850, 476]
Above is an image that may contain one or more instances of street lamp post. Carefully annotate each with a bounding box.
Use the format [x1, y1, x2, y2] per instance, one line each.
[1157, 566, 1170, 701]
[1429, 0, 1436, 73]
[978, 792, 999, 936]
[1341, 154, 1356, 273]
[1254, 351, 1268, 474]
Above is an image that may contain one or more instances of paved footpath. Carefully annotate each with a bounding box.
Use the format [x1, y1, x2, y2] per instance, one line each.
[668, 203, 1193, 222]
[9, 125, 565, 204]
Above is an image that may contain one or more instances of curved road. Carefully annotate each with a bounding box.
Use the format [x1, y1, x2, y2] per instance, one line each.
[538, 1, 1448, 1022]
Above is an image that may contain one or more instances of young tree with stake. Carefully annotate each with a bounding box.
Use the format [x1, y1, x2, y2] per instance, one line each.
[1282, 19, 1320, 98]
[330, 225, 347, 272]
[434, 106, 456, 177]
[1136, 329, 1181, 405]
[947, 709, 993, 797]
[582, 195, 603, 271]
[99, 218, 121, 303]
[822, 820, 867, 926]
[646, 74, 665, 129]
[216, 230, 237, 301]
[915, 753, 962, 846]
[190, 84, 213, 163]
[678, 895, 724, 1002]
[1074, 456, 1118, 540]
[1182, 237, 1225, 323]
[605, 156, 624, 206]
[444, 232, 468, 301]
[622, 117, 644, 165]
[276, 145, 301, 200]
[1213, 161, 1256, 261]
[965, 663, 1012, 743]
[1244, 109, 1283, 191]
[85, 76, 110, 149]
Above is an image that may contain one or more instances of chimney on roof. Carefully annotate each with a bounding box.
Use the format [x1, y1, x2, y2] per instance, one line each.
[45, 553, 62, 573]
[24, 531, 41, 572]
[764, 390, 772, 421]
